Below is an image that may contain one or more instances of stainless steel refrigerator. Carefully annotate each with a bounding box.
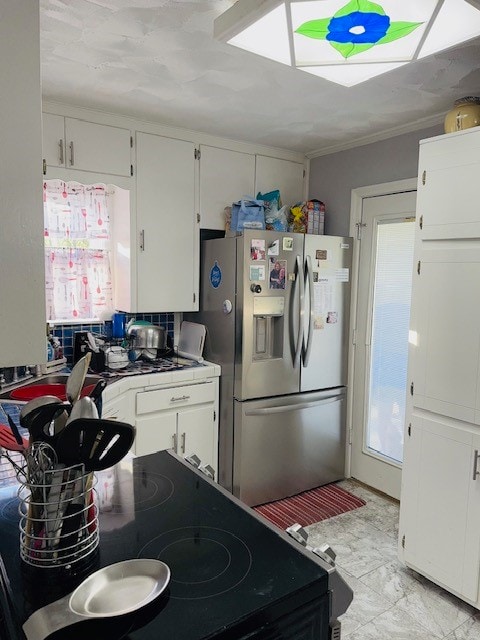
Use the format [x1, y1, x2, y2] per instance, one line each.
[191, 230, 352, 506]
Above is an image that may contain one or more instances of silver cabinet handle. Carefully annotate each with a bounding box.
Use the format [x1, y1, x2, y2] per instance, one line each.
[69, 140, 74, 166]
[181, 432, 186, 454]
[473, 450, 480, 480]
[139, 229, 145, 251]
[170, 395, 190, 402]
[59, 139, 64, 165]
[172, 433, 178, 452]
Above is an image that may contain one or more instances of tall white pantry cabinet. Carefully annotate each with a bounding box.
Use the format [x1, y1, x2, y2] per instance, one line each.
[399, 127, 480, 607]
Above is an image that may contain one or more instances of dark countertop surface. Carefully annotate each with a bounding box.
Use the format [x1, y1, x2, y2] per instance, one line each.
[0, 450, 329, 640]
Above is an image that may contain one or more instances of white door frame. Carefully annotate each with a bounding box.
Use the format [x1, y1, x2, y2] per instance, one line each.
[346, 178, 417, 478]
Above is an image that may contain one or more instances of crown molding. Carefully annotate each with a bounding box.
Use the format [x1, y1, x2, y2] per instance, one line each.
[306, 111, 445, 159]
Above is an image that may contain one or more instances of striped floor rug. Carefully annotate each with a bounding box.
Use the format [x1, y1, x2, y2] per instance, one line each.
[254, 484, 366, 530]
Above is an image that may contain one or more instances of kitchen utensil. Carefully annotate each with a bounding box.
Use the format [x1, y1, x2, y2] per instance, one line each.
[6, 414, 23, 446]
[22, 559, 171, 640]
[55, 418, 135, 472]
[66, 397, 99, 425]
[24, 403, 66, 446]
[89, 379, 107, 417]
[0, 424, 28, 453]
[66, 352, 92, 405]
[20, 396, 64, 425]
[127, 324, 166, 350]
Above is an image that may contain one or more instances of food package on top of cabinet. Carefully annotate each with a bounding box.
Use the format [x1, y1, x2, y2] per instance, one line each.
[289, 200, 325, 235]
[256, 189, 289, 231]
[230, 197, 265, 231]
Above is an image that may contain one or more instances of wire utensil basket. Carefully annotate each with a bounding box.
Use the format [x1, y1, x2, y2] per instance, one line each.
[17, 452, 98, 568]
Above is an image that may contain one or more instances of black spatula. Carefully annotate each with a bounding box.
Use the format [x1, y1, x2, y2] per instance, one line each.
[55, 418, 135, 471]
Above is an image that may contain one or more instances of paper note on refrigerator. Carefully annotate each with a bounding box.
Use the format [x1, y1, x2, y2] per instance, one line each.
[313, 277, 334, 329]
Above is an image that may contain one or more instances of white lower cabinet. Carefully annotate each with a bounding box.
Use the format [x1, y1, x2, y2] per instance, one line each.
[102, 391, 132, 423]
[134, 380, 218, 474]
[400, 413, 480, 604]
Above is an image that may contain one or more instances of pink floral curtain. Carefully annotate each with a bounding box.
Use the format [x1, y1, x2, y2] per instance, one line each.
[44, 180, 114, 322]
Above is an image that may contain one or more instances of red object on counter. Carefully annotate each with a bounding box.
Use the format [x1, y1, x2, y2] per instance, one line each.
[10, 383, 96, 402]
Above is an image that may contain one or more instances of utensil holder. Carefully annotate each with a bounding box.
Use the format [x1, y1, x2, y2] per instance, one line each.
[17, 463, 98, 569]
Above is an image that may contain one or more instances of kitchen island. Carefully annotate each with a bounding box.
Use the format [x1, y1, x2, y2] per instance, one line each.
[0, 450, 352, 640]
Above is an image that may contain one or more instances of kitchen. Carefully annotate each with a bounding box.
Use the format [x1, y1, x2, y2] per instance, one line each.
[2, 1, 480, 639]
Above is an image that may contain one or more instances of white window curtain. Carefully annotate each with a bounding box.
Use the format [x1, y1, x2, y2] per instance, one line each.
[44, 180, 114, 322]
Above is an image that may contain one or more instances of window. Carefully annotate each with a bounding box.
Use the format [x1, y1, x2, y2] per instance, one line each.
[43, 180, 114, 322]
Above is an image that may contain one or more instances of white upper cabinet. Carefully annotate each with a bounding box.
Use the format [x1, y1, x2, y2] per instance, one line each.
[417, 129, 480, 240]
[254, 155, 305, 207]
[135, 132, 197, 312]
[43, 114, 132, 177]
[1, 1, 46, 366]
[199, 145, 255, 230]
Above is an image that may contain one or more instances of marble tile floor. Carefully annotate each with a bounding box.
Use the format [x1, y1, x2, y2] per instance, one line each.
[305, 479, 480, 639]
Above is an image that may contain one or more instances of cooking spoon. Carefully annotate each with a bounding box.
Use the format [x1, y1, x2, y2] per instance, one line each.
[66, 352, 92, 406]
[22, 559, 170, 640]
[66, 396, 99, 426]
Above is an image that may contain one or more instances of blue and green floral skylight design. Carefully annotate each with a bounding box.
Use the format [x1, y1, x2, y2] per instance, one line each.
[295, 0, 422, 60]
[215, 0, 480, 86]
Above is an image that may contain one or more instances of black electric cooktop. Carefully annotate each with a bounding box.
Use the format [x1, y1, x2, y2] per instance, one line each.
[0, 451, 330, 640]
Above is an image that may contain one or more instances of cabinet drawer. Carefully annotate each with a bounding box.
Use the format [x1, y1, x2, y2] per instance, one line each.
[136, 381, 215, 415]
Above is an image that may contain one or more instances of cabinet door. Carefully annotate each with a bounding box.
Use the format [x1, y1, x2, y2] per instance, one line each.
[102, 393, 129, 423]
[402, 415, 480, 602]
[254, 155, 305, 207]
[417, 129, 480, 240]
[199, 145, 255, 230]
[134, 412, 177, 457]
[411, 244, 480, 423]
[64, 118, 131, 176]
[43, 113, 66, 168]
[136, 132, 196, 311]
[1, 2, 46, 366]
[177, 405, 215, 471]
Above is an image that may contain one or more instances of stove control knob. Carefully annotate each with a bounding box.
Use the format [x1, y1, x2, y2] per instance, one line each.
[285, 523, 308, 546]
[185, 454, 201, 468]
[250, 284, 262, 294]
[199, 464, 215, 480]
[311, 544, 336, 566]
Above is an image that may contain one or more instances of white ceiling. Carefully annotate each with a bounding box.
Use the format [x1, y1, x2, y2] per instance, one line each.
[40, 0, 480, 155]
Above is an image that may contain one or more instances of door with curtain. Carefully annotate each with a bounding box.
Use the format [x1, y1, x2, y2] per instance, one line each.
[351, 190, 416, 499]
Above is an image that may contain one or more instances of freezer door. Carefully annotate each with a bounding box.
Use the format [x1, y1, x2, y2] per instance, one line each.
[236, 230, 304, 400]
[233, 388, 346, 506]
[301, 236, 353, 392]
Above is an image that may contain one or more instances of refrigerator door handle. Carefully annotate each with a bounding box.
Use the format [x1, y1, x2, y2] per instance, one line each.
[302, 254, 315, 367]
[244, 394, 343, 416]
[293, 254, 304, 368]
